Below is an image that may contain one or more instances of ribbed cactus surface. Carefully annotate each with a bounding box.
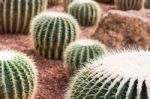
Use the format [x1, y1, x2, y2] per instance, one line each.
[114, 0, 145, 10]
[68, 0, 101, 26]
[0, 0, 47, 34]
[30, 12, 80, 60]
[64, 39, 106, 76]
[66, 50, 150, 99]
[145, 0, 150, 8]
[0, 50, 37, 99]
[63, 0, 73, 11]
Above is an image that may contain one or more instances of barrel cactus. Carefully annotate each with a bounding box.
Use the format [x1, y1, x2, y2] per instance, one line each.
[30, 12, 80, 60]
[66, 50, 150, 99]
[145, 0, 150, 9]
[114, 0, 145, 10]
[63, 0, 73, 11]
[0, 0, 47, 34]
[68, 0, 101, 26]
[0, 50, 37, 99]
[48, 0, 62, 5]
[64, 39, 106, 77]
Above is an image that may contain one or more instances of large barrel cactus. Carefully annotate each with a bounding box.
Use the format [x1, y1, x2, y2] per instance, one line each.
[68, 0, 101, 26]
[63, 0, 73, 11]
[66, 50, 150, 99]
[145, 0, 150, 8]
[0, 0, 47, 34]
[64, 39, 106, 77]
[30, 12, 80, 60]
[114, 0, 145, 10]
[0, 50, 37, 99]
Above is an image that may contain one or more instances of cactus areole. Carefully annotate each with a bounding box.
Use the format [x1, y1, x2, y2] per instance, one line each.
[0, 50, 37, 99]
[66, 50, 150, 99]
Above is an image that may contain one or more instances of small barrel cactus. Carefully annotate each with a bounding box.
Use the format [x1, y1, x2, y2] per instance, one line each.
[30, 12, 80, 60]
[68, 0, 101, 26]
[64, 39, 107, 77]
[48, 0, 62, 5]
[0, 50, 37, 99]
[145, 0, 150, 9]
[0, 0, 47, 34]
[114, 0, 145, 10]
[63, 0, 74, 11]
[66, 50, 150, 99]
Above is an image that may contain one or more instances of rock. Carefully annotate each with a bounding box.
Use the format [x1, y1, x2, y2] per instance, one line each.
[92, 9, 150, 49]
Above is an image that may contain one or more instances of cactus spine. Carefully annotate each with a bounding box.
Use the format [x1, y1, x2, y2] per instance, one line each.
[63, 0, 73, 11]
[30, 12, 80, 60]
[66, 50, 150, 99]
[145, 0, 150, 8]
[114, 0, 145, 10]
[68, 0, 101, 26]
[64, 39, 106, 77]
[0, 0, 47, 34]
[0, 50, 37, 99]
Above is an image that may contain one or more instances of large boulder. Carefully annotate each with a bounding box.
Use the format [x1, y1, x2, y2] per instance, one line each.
[92, 10, 150, 49]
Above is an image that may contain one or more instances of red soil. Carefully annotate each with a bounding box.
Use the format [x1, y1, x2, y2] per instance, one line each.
[0, 3, 111, 99]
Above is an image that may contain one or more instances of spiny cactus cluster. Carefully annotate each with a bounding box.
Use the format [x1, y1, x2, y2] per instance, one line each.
[30, 12, 80, 60]
[63, 0, 73, 11]
[48, 0, 62, 5]
[145, 0, 150, 8]
[68, 0, 101, 26]
[114, 0, 145, 10]
[0, 0, 47, 34]
[0, 50, 37, 99]
[64, 39, 106, 77]
[66, 50, 150, 99]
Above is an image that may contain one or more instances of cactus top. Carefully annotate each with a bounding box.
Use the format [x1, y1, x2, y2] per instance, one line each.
[86, 50, 150, 79]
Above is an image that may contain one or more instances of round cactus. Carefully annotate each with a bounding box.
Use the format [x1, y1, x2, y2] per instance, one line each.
[0, 0, 47, 34]
[63, 0, 74, 11]
[145, 0, 150, 9]
[114, 0, 145, 10]
[0, 50, 37, 99]
[64, 39, 107, 77]
[48, 0, 62, 5]
[68, 0, 101, 26]
[30, 12, 80, 60]
[66, 50, 150, 99]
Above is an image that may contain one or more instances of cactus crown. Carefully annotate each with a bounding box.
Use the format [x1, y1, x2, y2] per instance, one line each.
[30, 12, 80, 60]
[68, 0, 101, 26]
[64, 39, 106, 76]
[66, 50, 150, 99]
[0, 50, 37, 99]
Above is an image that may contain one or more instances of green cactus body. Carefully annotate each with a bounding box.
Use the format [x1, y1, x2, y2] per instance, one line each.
[114, 0, 145, 10]
[0, 0, 47, 34]
[30, 12, 80, 60]
[66, 50, 150, 99]
[63, 0, 74, 11]
[0, 50, 37, 99]
[68, 0, 101, 26]
[145, 0, 150, 8]
[48, 0, 62, 5]
[64, 39, 106, 76]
